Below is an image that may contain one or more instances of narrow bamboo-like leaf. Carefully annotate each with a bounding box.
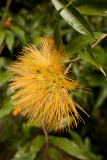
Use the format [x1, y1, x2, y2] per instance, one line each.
[54, 12, 64, 50]
[51, 0, 94, 36]
[73, 0, 107, 5]
[6, 30, 14, 52]
[66, 32, 105, 56]
[77, 5, 107, 16]
[0, 30, 5, 46]
[49, 136, 90, 160]
[78, 44, 106, 76]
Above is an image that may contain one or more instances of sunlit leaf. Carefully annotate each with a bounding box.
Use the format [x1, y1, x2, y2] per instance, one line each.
[51, 0, 94, 36]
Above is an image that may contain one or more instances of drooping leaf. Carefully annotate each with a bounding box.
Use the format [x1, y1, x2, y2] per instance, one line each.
[6, 30, 14, 52]
[73, 0, 107, 5]
[77, 5, 107, 16]
[49, 136, 90, 160]
[51, 0, 94, 36]
[78, 44, 106, 76]
[0, 29, 5, 46]
[65, 32, 105, 56]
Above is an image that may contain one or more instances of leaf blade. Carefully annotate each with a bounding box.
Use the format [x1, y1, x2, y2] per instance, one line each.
[6, 30, 14, 52]
[77, 5, 107, 16]
[78, 44, 106, 76]
[54, 12, 64, 50]
[0, 30, 5, 46]
[51, 0, 94, 36]
[49, 136, 90, 160]
[66, 32, 105, 56]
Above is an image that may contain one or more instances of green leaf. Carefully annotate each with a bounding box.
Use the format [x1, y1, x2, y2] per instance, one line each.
[65, 32, 105, 56]
[78, 44, 106, 76]
[48, 147, 60, 160]
[95, 87, 107, 108]
[6, 30, 14, 52]
[87, 76, 107, 87]
[84, 137, 91, 152]
[29, 135, 45, 159]
[0, 57, 10, 69]
[0, 30, 5, 46]
[54, 12, 64, 50]
[73, 0, 107, 5]
[10, 26, 25, 41]
[49, 136, 90, 160]
[12, 145, 31, 160]
[0, 70, 13, 87]
[77, 5, 107, 16]
[0, 95, 14, 119]
[93, 45, 107, 69]
[12, 136, 45, 160]
[69, 130, 84, 148]
[51, 0, 94, 36]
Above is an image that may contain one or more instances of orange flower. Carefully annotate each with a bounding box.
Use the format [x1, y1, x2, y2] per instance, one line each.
[12, 107, 20, 116]
[9, 36, 89, 132]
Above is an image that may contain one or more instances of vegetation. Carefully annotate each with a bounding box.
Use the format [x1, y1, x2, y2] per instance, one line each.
[0, 0, 107, 160]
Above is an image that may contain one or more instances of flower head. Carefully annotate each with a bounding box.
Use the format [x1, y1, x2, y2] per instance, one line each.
[9, 36, 88, 132]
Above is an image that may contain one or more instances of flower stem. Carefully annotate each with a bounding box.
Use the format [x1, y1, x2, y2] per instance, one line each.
[42, 124, 48, 153]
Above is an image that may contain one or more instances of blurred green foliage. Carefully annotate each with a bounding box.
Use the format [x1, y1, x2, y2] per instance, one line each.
[0, 0, 107, 160]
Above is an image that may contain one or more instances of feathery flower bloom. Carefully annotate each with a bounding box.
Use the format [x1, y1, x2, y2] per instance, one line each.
[9, 36, 88, 132]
